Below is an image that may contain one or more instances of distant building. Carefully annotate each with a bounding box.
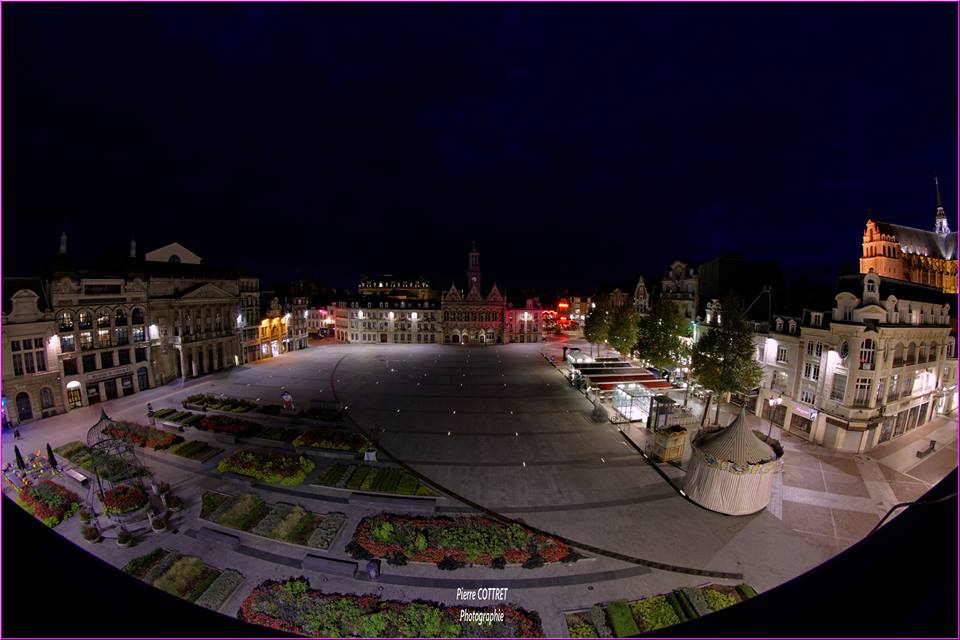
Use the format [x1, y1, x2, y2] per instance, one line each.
[359, 274, 434, 299]
[859, 179, 958, 293]
[334, 295, 442, 344]
[633, 276, 651, 315]
[505, 297, 543, 343]
[753, 272, 957, 453]
[697, 254, 784, 321]
[441, 243, 505, 344]
[660, 260, 699, 321]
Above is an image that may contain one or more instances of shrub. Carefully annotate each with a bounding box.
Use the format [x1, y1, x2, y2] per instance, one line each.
[736, 583, 758, 600]
[153, 556, 207, 598]
[590, 605, 613, 638]
[386, 551, 408, 566]
[124, 548, 168, 577]
[271, 506, 312, 541]
[667, 591, 695, 621]
[117, 529, 133, 545]
[217, 449, 314, 485]
[307, 513, 346, 549]
[16, 480, 81, 527]
[217, 494, 268, 530]
[522, 554, 545, 570]
[396, 474, 419, 495]
[569, 621, 598, 638]
[629, 595, 681, 632]
[606, 601, 640, 638]
[703, 588, 739, 611]
[491, 556, 506, 570]
[437, 555, 464, 571]
[102, 484, 147, 515]
[195, 569, 244, 611]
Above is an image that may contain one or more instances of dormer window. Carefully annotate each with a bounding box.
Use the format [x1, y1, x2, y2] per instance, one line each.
[788, 320, 797, 334]
[811, 312, 823, 327]
[775, 318, 784, 332]
[866, 281, 876, 293]
[843, 306, 852, 321]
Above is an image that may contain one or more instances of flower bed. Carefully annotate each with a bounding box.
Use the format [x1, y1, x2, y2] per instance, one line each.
[292, 429, 368, 453]
[349, 514, 571, 568]
[315, 464, 434, 496]
[149, 408, 177, 419]
[16, 480, 81, 527]
[123, 548, 244, 608]
[102, 421, 184, 450]
[566, 583, 760, 636]
[195, 414, 263, 437]
[257, 426, 297, 442]
[102, 484, 148, 514]
[170, 440, 223, 462]
[53, 441, 144, 481]
[184, 393, 257, 413]
[239, 578, 543, 637]
[200, 491, 345, 549]
[217, 449, 315, 485]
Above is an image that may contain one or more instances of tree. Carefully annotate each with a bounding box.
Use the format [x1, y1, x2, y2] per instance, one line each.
[582, 298, 610, 356]
[691, 294, 762, 424]
[635, 298, 691, 375]
[607, 307, 639, 357]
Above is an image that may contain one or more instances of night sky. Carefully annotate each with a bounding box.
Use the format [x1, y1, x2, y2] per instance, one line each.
[3, 3, 956, 293]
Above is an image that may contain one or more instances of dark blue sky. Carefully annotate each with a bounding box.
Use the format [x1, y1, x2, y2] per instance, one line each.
[4, 3, 956, 292]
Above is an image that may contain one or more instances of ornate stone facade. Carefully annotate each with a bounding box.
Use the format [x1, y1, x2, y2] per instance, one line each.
[441, 244, 505, 345]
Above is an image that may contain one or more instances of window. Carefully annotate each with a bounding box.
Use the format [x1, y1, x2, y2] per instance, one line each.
[82, 354, 97, 373]
[776, 346, 788, 363]
[132, 308, 145, 325]
[135, 347, 147, 362]
[803, 363, 820, 381]
[866, 281, 876, 293]
[101, 351, 114, 369]
[80, 332, 93, 350]
[901, 375, 913, 398]
[116, 327, 129, 345]
[12, 354, 23, 376]
[40, 388, 54, 410]
[854, 378, 871, 406]
[115, 308, 127, 325]
[133, 326, 145, 343]
[118, 349, 131, 366]
[78, 312, 93, 330]
[98, 329, 111, 348]
[24, 352, 35, 374]
[58, 312, 74, 332]
[63, 358, 78, 375]
[97, 310, 111, 328]
[815, 341, 822, 357]
[843, 307, 853, 321]
[806, 341, 814, 356]
[800, 387, 817, 404]
[887, 375, 899, 401]
[35, 349, 46, 371]
[830, 373, 847, 402]
[860, 339, 875, 369]
[60, 334, 75, 352]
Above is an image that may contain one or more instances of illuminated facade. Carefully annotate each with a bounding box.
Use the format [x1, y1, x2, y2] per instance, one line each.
[661, 260, 699, 321]
[505, 298, 543, 343]
[859, 179, 958, 293]
[754, 273, 956, 453]
[334, 296, 442, 344]
[358, 274, 433, 299]
[238, 275, 261, 363]
[441, 243, 505, 344]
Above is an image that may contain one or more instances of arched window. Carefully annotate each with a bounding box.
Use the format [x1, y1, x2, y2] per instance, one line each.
[78, 311, 93, 330]
[40, 387, 54, 410]
[906, 342, 917, 365]
[131, 308, 144, 325]
[97, 309, 111, 328]
[115, 308, 127, 325]
[58, 311, 74, 332]
[929, 343, 938, 361]
[892, 343, 904, 366]
[168, 254, 181, 263]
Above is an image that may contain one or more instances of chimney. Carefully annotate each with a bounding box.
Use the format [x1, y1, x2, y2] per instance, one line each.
[129, 238, 137, 258]
[59, 231, 67, 255]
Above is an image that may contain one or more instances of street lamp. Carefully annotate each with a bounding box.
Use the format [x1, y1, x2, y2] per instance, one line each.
[766, 395, 783, 438]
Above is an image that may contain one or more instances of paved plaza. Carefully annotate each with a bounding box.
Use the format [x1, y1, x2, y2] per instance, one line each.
[4, 337, 957, 636]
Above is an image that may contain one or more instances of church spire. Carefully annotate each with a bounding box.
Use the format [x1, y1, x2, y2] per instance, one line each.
[935, 176, 950, 234]
[467, 241, 481, 291]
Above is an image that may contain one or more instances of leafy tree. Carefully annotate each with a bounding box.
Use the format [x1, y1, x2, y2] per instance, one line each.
[691, 294, 762, 424]
[582, 298, 610, 356]
[635, 298, 691, 375]
[607, 307, 639, 357]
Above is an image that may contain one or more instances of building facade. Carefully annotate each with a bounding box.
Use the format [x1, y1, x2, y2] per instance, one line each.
[441, 243, 506, 344]
[334, 296, 442, 344]
[859, 180, 958, 294]
[505, 298, 543, 343]
[661, 260, 699, 321]
[754, 273, 956, 453]
[2, 279, 66, 425]
[358, 275, 434, 299]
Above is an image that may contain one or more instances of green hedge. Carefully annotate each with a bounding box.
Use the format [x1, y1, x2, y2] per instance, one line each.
[670, 590, 698, 621]
[606, 601, 640, 638]
[736, 584, 758, 600]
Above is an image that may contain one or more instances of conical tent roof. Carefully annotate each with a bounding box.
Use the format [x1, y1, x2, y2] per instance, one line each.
[696, 407, 775, 466]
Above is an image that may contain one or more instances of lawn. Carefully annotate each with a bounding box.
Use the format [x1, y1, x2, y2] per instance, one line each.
[314, 464, 434, 496]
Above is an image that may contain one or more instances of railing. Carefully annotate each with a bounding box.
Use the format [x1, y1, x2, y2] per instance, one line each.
[859, 361, 874, 371]
[892, 358, 904, 368]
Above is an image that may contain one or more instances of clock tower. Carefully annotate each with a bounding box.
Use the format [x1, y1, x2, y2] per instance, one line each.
[467, 241, 481, 292]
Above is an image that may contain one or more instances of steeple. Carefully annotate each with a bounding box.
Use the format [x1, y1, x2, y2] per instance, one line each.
[935, 177, 950, 234]
[467, 241, 481, 292]
[59, 231, 67, 255]
[129, 238, 137, 258]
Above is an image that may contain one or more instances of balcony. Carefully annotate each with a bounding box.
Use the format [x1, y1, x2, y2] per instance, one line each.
[859, 361, 874, 371]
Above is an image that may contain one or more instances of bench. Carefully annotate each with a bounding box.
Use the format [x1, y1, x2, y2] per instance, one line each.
[301, 554, 359, 577]
[64, 468, 89, 486]
[196, 527, 241, 550]
[916, 440, 937, 459]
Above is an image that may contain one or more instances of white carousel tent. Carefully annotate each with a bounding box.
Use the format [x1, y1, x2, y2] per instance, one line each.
[683, 407, 784, 515]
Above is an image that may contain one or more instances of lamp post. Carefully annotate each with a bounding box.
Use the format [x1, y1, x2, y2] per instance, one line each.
[766, 395, 783, 438]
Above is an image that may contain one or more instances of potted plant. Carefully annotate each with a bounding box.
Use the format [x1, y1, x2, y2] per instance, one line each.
[81, 524, 101, 543]
[155, 481, 171, 495]
[79, 508, 93, 524]
[151, 515, 167, 533]
[116, 529, 133, 547]
[165, 495, 183, 512]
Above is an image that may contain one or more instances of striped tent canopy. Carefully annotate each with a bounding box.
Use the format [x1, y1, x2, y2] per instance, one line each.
[696, 407, 775, 466]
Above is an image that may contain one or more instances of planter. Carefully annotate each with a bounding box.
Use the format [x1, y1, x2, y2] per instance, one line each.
[117, 537, 134, 548]
[152, 522, 168, 533]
